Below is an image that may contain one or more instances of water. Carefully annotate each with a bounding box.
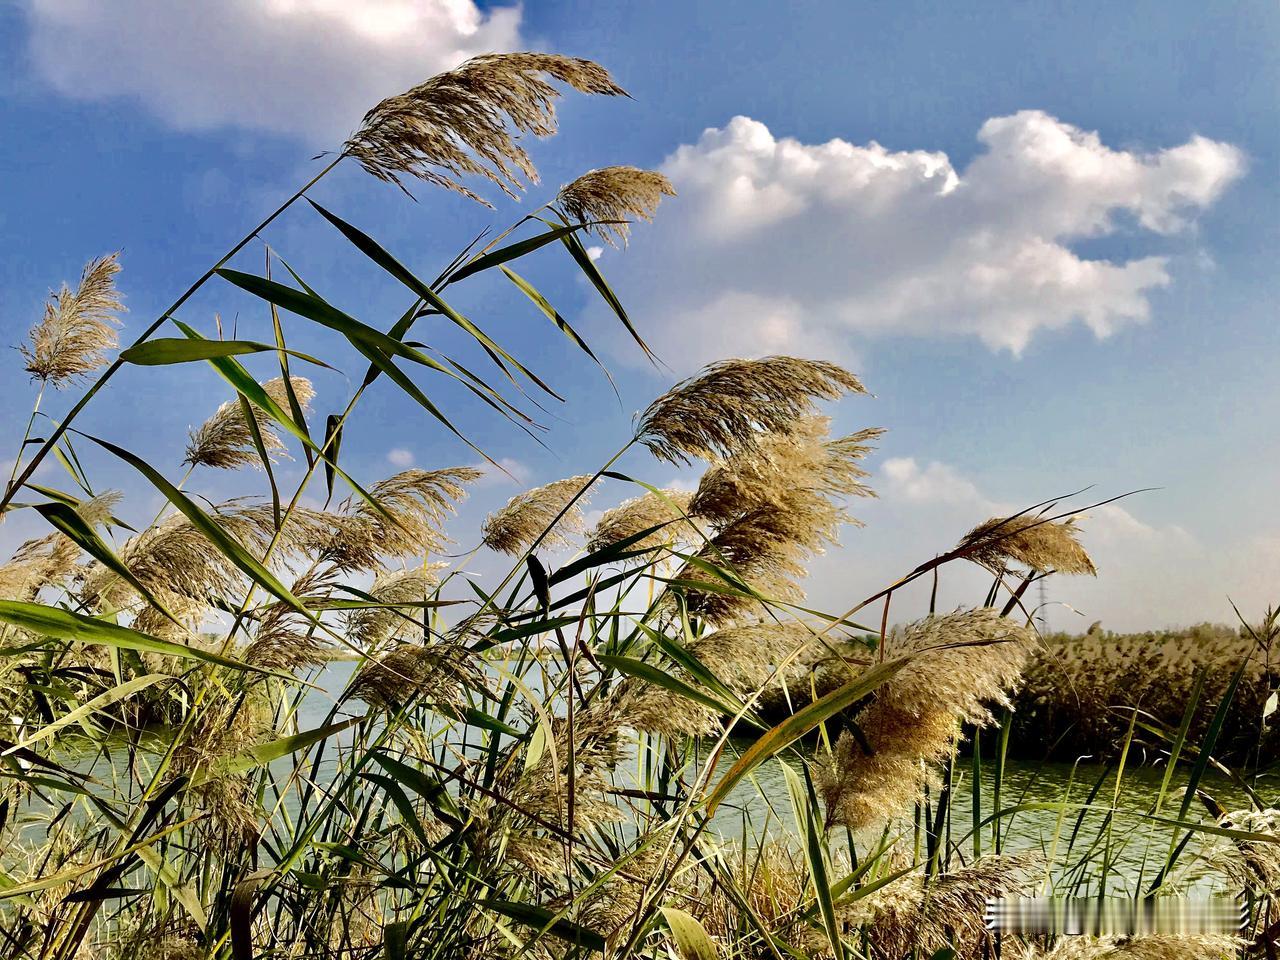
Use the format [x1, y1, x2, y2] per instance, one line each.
[284, 662, 1262, 893]
[21, 662, 1267, 894]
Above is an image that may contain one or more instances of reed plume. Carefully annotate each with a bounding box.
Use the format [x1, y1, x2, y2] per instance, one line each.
[586, 489, 696, 553]
[344, 565, 443, 648]
[0, 491, 121, 602]
[848, 853, 1041, 960]
[818, 609, 1034, 830]
[636, 357, 866, 465]
[675, 416, 881, 623]
[83, 501, 336, 618]
[242, 569, 337, 672]
[557, 166, 675, 246]
[324, 468, 480, 571]
[343, 53, 625, 203]
[958, 514, 1096, 575]
[184, 376, 315, 469]
[481, 474, 594, 555]
[688, 417, 879, 524]
[22, 253, 125, 386]
[350, 641, 480, 712]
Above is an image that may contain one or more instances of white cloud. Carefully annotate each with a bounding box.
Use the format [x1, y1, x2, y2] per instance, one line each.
[881, 457, 985, 506]
[472, 456, 532, 486]
[23, 0, 523, 143]
[386, 447, 415, 467]
[597, 112, 1243, 369]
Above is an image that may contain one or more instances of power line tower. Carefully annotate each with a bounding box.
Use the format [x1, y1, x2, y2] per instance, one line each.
[1037, 576, 1050, 634]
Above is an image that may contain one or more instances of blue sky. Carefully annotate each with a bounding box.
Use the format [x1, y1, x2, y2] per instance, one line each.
[1, 0, 1276, 630]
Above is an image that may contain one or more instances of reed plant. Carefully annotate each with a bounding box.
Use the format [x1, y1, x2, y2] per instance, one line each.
[0, 50, 1275, 960]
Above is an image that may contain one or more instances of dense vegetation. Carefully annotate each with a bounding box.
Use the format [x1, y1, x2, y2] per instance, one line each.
[0, 51, 1274, 960]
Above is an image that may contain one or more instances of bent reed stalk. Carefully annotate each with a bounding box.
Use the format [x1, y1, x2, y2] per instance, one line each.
[0, 50, 1268, 960]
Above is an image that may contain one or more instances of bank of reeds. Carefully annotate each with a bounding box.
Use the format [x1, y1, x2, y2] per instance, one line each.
[0, 50, 1273, 960]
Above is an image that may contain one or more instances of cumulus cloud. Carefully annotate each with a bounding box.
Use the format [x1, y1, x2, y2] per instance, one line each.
[595, 112, 1243, 368]
[22, 0, 522, 143]
[386, 447, 415, 468]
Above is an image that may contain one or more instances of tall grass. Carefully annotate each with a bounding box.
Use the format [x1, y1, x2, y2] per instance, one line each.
[0, 51, 1274, 960]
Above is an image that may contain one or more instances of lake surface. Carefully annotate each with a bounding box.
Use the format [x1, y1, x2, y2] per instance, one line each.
[24, 662, 1270, 895]
[282, 662, 1265, 894]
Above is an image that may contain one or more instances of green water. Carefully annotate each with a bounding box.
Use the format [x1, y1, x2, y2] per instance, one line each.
[23, 662, 1271, 894]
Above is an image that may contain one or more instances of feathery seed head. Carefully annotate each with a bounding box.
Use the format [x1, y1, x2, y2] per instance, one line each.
[818, 609, 1035, 830]
[958, 514, 1097, 576]
[586, 489, 696, 554]
[351, 641, 480, 711]
[557, 166, 675, 246]
[689, 417, 880, 525]
[344, 565, 443, 649]
[343, 53, 625, 204]
[22, 253, 125, 386]
[324, 468, 480, 570]
[481, 474, 594, 555]
[184, 376, 315, 469]
[636, 357, 866, 465]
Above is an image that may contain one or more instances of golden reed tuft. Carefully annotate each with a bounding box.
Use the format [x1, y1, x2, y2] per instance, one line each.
[586, 489, 696, 553]
[344, 565, 444, 649]
[557, 166, 675, 246]
[184, 376, 315, 469]
[675, 413, 880, 624]
[343, 53, 625, 203]
[636, 356, 866, 465]
[22, 253, 125, 386]
[818, 609, 1034, 830]
[958, 514, 1097, 575]
[324, 468, 481, 571]
[481, 474, 594, 555]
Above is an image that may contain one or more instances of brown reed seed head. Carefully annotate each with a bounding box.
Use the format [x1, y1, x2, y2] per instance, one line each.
[818, 609, 1034, 830]
[586, 489, 696, 553]
[958, 514, 1097, 575]
[0, 491, 121, 602]
[689, 417, 880, 525]
[675, 496, 838, 624]
[22, 253, 125, 386]
[83, 501, 336, 617]
[350, 642, 479, 711]
[184, 376, 315, 469]
[636, 357, 866, 465]
[687, 621, 815, 692]
[344, 565, 443, 649]
[324, 468, 481, 570]
[557, 166, 675, 246]
[342, 53, 625, 203]
[481, 474, 594, 555]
